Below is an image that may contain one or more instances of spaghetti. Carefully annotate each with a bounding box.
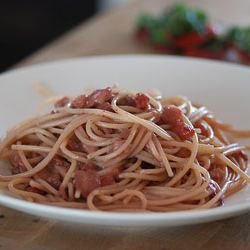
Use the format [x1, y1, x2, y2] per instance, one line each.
[0, 87, 249, 212]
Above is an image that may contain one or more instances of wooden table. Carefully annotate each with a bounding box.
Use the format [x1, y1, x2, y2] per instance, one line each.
[1, 0, 250, 249]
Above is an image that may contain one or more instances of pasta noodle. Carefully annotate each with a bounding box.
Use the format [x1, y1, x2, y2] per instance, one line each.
[0, 86, 249, 212]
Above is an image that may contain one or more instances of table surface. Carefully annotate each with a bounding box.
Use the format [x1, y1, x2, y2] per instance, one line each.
[1, 0, 250, 249]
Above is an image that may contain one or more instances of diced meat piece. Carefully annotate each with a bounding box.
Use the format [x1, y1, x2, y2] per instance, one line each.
[100, 175, 115, 186]
[38, 170, 62, 189]
[97, 102, 114, 112]
[36, 168, 62, 189]
[117, 95, 136, 106]
[100, 167, 120, 186]
[161, 105, 195, 141]
[67, 135, 83, 152]
[36, 168, 50, 180]
[86, 87, 112, 108]
[47, 173, 62, 189]
[78, 162, 98, 171]
[134, 93, 149, 110]
[10, 153, 26, 174]
[54, 97, 70, 108]
[48, 156, 70, 169]
[74, 169, 101, 198]
[38, 156, 69, 178]
[176, 120, 196, 141]
[209, 167, 225, 184]
[119, 128, 130, 139]
[176, 148, 191, 158]
[71, 95, 87, 109]
[161, 105, 182, 124]
[26, 186, 46, 195]
[36, 156, 68, 189]
[194, 121, 209, 137]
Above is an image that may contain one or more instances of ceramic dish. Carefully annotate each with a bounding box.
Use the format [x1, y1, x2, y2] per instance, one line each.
[0, 55, 249, 227]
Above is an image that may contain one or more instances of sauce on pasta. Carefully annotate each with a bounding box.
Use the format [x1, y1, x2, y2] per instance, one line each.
[0, 87, 249, 212]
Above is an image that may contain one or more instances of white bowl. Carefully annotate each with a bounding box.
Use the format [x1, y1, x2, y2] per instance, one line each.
[0, 55, 249, 227]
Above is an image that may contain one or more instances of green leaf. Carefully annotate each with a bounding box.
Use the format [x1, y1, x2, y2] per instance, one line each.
[163, 3, 208, 35]
[151, 28, 168, 45]
[136, 14, 157, 29]
[226, 27, 250, 52]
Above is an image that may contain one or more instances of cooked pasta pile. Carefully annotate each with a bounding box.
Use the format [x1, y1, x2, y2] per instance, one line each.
[0, 87, 249, 212]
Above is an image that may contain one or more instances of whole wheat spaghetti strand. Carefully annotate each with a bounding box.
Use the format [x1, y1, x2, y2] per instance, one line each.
[0, 87, 249, 212]
[0, 115, 90, 180]
[217, 154, 250, 182]
[167, 115, 199, 186]
[60, 160, 77, 188]
[153, 136, 173, 177]
[0, 112, 70, 154]
[112, 96, 173, 141]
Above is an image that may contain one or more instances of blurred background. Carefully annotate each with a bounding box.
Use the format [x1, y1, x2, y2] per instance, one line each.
[0, 0, 129, 72]
[1, 0, 249, 72]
